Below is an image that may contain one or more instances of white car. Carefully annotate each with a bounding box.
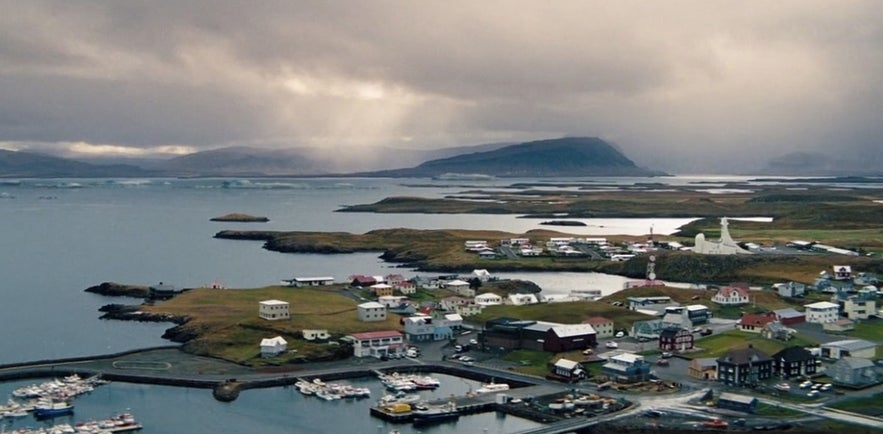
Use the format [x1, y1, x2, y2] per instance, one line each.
[605, 342, 619, 349]
[615, 331, 625, 338]
[469, 339, 478, 345]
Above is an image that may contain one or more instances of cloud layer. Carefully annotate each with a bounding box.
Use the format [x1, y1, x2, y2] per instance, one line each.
[1, 1, 881, 173]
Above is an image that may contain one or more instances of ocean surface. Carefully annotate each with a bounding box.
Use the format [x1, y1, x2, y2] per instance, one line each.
[0, 175, 783, 433]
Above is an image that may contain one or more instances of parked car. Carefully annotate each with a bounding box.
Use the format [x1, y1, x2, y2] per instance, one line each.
[661, 352, 673, 358]
[605, 341, 619, 349]
[656, 358, 669, 366]
[615, 331, 625, 338]
[469, 339, 478, 345]
[700, 328, 713, 336]
[582, 348, 594, 355]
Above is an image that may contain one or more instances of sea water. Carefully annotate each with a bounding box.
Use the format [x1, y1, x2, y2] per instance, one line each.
[0, 176, 743, 433]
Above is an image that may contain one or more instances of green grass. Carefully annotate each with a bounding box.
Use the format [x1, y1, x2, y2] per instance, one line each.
[827, 393, 883, 416]
[502, 349, 555, 377]
[754, 402, 803, 417]
[471, 301, 654, 331]
[846, 319, 883, 343]
[687, 330, 819, 359]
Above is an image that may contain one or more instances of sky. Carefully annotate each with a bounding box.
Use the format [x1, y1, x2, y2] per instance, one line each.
[1, 1, 881, 173]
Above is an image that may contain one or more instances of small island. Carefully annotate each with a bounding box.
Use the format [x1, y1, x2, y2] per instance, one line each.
[540, 220, 587, 227]
[210, 213, 270, 223]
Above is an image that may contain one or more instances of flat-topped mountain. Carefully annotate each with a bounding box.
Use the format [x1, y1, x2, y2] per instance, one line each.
[0, 149, 157, 178]
[356, 137, 667, 178]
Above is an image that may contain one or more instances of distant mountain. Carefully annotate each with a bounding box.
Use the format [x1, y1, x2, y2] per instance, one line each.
[0, 149, 156, 178]
[156, 146, 327, 176]
[353, 137, 667, 178]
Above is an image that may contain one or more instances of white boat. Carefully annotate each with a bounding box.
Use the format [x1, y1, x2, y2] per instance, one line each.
[475, 382, 509, 394]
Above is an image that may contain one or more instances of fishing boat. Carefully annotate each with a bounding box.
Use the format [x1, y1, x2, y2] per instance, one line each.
[475, 382, 509, 394]
[74, 412, 143, 433]
[33, 400, 74, 418]
[411, 402, 459, 426]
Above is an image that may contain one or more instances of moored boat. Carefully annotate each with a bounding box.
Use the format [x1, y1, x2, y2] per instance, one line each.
[411, 402, 459, 426]
[475, 382, 509, 394]
[33, 400, 74, 418]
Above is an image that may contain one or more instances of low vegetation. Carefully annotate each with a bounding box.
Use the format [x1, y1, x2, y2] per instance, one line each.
[686, 330, 819, 359]
[827, 393, 883, 417]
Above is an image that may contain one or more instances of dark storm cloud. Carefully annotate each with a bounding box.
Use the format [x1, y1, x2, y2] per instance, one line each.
[0, 1, 881, 172]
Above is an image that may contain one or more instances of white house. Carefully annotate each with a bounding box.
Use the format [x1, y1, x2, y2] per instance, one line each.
[774, 282, 806, 298]
[357, 301, 387, 322]
[348, 330, 404, 358]
[259, 299, 290, 321]
[844, 297, 876, 320]
[804, 301, 840, 323]
[508, 293, 539, 306]
[472, 269, 493, 282]
[443, 313, 463, 329]
[832, 265, 853, 280]
[260, 336, 287, 358]
[583, 316, 615, 338]
[712, 286, 750, 306]
[282, 277, 335, 287]
[475, 292, 502, 306]
[455, 303, 484, 317]
[377, 295, 409, 308]
[443, 279, 474, 297]
[302, 329, 330, 341]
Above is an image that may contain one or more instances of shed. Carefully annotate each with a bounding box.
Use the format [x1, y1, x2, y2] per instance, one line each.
[552, 358, 586, 379]
[717, 392, 757, 413]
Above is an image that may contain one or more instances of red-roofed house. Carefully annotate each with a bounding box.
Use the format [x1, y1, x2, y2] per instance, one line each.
[348, 330, 404, 358]
[350, 275, 377, 287]
[583, 316, 614, 338]
[712, 286, 750, 306]
[738, 312, 777, 333]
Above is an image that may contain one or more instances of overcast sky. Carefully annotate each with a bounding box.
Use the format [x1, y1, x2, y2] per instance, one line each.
[1, 1, 881, 173]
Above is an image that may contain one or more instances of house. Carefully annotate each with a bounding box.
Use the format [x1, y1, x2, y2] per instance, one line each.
[712, 286, 750, 306]
[475, 292, 503, 306]
[552, 358, 586, 380]
[627, 296, 675, 311]
[804, 301, 840, 323]
[583, 316, 615, 339]
[716, 346, 774, 387]
[402, 315, 438, 342]
[348, 330, 404, 358]
[302, 329, 330, 341]
[440, 296, 472, 311]
[443, 279, 474, 297]
[601, 353, 651, 383]
[377, 295, 408, 308]
[507, 293, 539, 306]
[350, 275, 377, 287]
[844, 297, 876, 320]
[688, 358, 718, 381]
[454, 303, 484, 317]
[738, 312, 777, 333]
[662, 312, 693, 330]
[717, 393, 758, 413]
[370, 283, 394, 297]
[820, 339, 878, 360]
[829, 357, 880, 388]
[443, 313, 463, 330]
[260, 336, 288, 358]
[833, 265, 853, 280]
[356, 302, 387, 322]
[773, 308, 806, 326]
[658, 327, 694, 352]
[544, 324, 597, 352]
[258, 299, 290, 321]
[283, 277, 335, 287]
[631, 319, 667, 340]
[472, 269, 493, 282]
[761, 321, 794, 341]
[823, 318, 856, 333]
[774, 281, 806, 298]
[395, 280, 417, 295]
[773, 346, 817, 379]
[384, 274, 407, 286]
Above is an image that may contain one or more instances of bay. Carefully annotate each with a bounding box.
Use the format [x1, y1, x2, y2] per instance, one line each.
[0, 175, 754, 433]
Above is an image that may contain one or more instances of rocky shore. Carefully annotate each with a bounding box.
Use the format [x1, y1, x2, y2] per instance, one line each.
[85, 282, 150, 298]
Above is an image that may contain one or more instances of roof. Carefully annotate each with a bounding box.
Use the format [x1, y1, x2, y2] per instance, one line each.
[357, 301, 385, 309]
[659, 327, 687, 339]
[686, 304, 709, 311]
[445, 279, 470, 286]
[719, 392, 757, 405]
[370, 283, 393, 289]
[476, 292, 501, 299]
[259, 299, 289, 306]
[611, 353, 644, 364]
[774, 308, 804, 319]
[805, 301, 839, 309]
[739, 312, 776, 327]
[583, 316, 613, 325]
[554, 358, 581, 370]
[291, 277, 334, 281]
[837, 356, 875, 369]
[822, 339, 877, 352]
[718, 347, 772, 365]
[550, 324, 596, 338]
[773, 346, 814, 362]
[349, 330, 402, 340]
[716, 286, 749, 298]
[692, 358, 718, 369]
[260, 336, 287, 346]
[444, 313, 463, 321]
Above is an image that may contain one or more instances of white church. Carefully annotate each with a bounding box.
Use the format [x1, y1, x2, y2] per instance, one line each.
[693, 217, 752, 255]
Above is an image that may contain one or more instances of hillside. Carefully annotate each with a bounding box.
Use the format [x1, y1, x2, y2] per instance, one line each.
[356, 137, 667, 178]
[0, 149, 157, 178]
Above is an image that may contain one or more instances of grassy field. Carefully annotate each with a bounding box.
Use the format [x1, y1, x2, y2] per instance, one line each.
[845, 318, 883, 342]
[471, 300, 655, 331]
[686, 330, 819, 359]
[827, 393, 883, 416]
[141, 285, 401, 365]
[754, 402, 803, 417]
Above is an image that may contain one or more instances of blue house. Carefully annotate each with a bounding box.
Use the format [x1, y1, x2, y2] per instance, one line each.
[601, 353, 651, 383]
